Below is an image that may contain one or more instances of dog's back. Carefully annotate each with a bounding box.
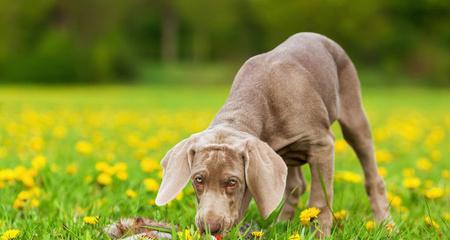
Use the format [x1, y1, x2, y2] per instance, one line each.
[216, 32, 357, 146]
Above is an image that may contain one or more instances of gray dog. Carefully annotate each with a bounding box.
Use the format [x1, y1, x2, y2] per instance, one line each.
[155, 32, 391, 237]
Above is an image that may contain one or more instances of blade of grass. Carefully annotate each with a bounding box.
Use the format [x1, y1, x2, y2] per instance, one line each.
[317, 168, 334, 218]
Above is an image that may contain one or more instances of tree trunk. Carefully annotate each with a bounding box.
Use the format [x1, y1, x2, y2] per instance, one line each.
[161, 0, 178, 63]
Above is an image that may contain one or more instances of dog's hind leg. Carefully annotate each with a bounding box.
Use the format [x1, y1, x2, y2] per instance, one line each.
[278, 166, 306, 221]
[337, 59, 391, 223]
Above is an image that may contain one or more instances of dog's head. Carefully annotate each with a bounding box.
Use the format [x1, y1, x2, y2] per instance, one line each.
[155, 127, 287, 234]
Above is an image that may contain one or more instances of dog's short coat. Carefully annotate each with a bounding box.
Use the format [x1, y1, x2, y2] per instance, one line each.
[155, 32, 391, 236]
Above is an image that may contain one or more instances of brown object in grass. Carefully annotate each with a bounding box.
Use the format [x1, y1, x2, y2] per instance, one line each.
[104, 217, 174, 239]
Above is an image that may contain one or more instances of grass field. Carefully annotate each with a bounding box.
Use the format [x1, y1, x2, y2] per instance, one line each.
[0, 86, 449, 239]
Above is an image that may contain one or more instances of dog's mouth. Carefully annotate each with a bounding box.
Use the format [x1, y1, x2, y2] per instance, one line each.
[197, 227, 224, 237]
[196, 218, 235, 236]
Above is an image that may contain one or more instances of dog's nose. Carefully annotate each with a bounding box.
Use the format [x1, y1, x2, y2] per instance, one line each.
[208, 221, 222, 234]
[198, 219, 222, 234]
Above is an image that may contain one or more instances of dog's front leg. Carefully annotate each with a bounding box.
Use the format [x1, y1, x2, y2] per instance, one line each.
[278, 166, 306, 221]
[307, 135, 334, 237]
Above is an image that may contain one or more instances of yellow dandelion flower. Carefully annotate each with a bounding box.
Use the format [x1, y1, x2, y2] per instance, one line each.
[126, 189, 137, 198]
[31, 155, 47, 171]
[30, 198, 40, 208]
[403, 177, 421, 189]
[13, 199, 24, 210]
[335, 171, 362, 183]
[288, 232, 301, 240]
[66, 164, 78, 175]
[385, 223, 395, 232]
[334, 209, 348, 221]
[75, 140, 93, 155]
[148, 199, 155, 205]
[334, 139, 348, 153]
[11, 166, 22, 178]
[145, 138, 161, 150]
[374, 127, 389, 142]
[378, 167, 387, 177]
[30, 187, 42, 197]
[1, 229, 20, 240]
[176, 192, 184, 201]
[157, 170, 163, 179]
[375, 149, 392, 163]
[95, 162, 111, 172]
[17, 190, 32, 200]
[134, 149, 147, 160]
[52, 125, 67, 138]
[442, 170, 450, 179]
[430, 149, 441, 161]
[251, 231, 264, 238]
[113, 162, 128, 173]
[97, 173, 112, 186]
[388, 194, 402, 209]
[424, 187, 444, 199]
[424, 216, 439, 229]
[365, 220, 375, 231]
[300, 207, 321, 225]
[177, 229, 193, 240]
[144, 178, 159, 192]
[83, 216, 99, 225]
[30, 137, 44, 152]
[416, 158, 431, 171]
[0, 169, 15, 181]
[402, 168, 415, 177]
[12, 167, 25, 180]
[116, 171, 128, 181]
[425, 128, 444, 146]
[101, 165, 115, 175]
[443, 212, 450, 222]
[13, 188, 41, 209]
[140, 158, 159, 173]
[21, 176, 35, 188]
[28, 168, 38, 177]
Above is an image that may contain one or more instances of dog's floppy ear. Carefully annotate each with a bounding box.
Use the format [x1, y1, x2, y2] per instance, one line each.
[243, 138, 287, 218]
[155, 136, 196, 206]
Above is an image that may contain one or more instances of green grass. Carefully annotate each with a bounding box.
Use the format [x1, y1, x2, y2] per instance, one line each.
[0, 86, 448, 239]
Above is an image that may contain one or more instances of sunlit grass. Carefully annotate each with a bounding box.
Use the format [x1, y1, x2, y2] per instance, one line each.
[0, 86, 448, 239]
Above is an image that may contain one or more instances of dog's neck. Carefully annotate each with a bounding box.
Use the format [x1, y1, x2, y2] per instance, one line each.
[209, 101, 264, 140]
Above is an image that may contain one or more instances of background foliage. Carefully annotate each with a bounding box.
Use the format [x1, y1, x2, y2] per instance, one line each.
[0, 0, 448, 85]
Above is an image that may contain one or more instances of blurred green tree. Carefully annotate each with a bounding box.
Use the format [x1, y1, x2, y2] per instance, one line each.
[0, 0, 448, 85]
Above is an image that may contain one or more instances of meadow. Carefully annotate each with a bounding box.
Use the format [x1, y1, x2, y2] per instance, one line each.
[0, 86, 448, 239]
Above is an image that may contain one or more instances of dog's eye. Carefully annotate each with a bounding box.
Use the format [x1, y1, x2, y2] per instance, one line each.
[194, 176, 204, 184]
[227, 179, 237, 187]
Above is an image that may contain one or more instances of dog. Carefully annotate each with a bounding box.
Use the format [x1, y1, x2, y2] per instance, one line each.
[155, 32, 391, 237]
